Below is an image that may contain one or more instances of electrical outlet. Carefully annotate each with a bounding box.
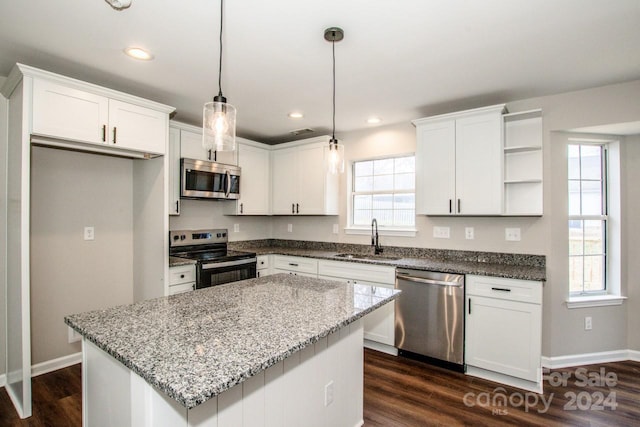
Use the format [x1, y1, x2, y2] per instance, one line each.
[433, 226, 450, 239]
[287, 224, 293, 233]
[585, 316, 593, 330]
[465, 227, 475, 240]
[84, 226, 95, 241]
[233, 223, 240, 233]
[332, 224, 339, 234]
[505, 228, 521, 241]
[324, 380, 334, 406]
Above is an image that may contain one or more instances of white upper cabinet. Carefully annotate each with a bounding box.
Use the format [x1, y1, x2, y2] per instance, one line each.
[271, 137, 338, 215]
[32, 78, 169, 156]
[180, 127, 236, 165]
[226, 141, 270, 215]
[413, 104, 505, 216]
[168, 127, 181, 215]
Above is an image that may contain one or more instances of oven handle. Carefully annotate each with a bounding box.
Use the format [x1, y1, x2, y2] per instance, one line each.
[202, 257, 257, 269]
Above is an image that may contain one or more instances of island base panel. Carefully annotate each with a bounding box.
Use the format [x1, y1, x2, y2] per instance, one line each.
[82, 319, 364, 427]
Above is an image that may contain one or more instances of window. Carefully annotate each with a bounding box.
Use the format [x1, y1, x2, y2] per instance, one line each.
[351, 156, 415, 228]
[568, 143, 607, 295]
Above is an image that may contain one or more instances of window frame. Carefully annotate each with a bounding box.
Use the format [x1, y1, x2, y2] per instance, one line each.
[567, 141, 608, 297]
[345, 154, 417, 237]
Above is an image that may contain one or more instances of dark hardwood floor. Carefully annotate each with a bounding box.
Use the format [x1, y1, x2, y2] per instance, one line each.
[1, 350, 639, 426]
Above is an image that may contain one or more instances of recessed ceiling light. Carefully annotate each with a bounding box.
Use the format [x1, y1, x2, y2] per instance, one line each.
[124, 47, 154, 60]
[288, 112, 304, 119]
[367, 117, 382, 124]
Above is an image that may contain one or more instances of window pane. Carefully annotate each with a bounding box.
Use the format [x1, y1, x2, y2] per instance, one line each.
[568, 180, 581, 215]
[394, 210, 415, 226]
[394, 193, 415, 209]
[354, 161, 373, 177]
[395, 156, 415, 173]
[373, 175, 393, 191]
[569, 256, 584, 293]
[394, 173, 415, 190]
[372, 194, 393, 209]
[583, 255, 605, 292]
[568, 220, 583, 256]
[568, 145, 580, 180]
[581, 146, 602, 180]
[581, 181, 603, 215]
[353, 194, 372, 210]
[372, 210, 393, 226]
[373, 158, 394, 175]
[354, 176, 373, 192]
[353, 209, 371, 226]
[584, 220, 604, 255]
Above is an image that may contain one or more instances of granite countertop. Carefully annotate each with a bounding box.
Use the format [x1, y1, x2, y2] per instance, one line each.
[232, 245, 546, 282]
[169, 256, 197, 267]
[65, 274, 399, 409]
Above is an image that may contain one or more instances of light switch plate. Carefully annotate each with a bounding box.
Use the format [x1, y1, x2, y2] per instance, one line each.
[84, 226, 94, 241]
[332, 224, 339, 234]
[505, 228, 521, 241]
[233, 223, 240, 233]
[465, 227, 474, 240]
[433, 226, 450, 239]
[287, 224, 293, 233]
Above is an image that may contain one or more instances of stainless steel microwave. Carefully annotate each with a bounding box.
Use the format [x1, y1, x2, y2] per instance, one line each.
[180, 158, 241, 200]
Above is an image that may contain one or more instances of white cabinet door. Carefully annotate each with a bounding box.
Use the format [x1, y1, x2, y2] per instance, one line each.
[297, 143, 326, 214]
[168, 127, 181, 215]
[236, 143, 270, 215]
[108, 100, 167, 155]
[466, 295, 541, 382]
[32, 79, 108, 145]
[180, 129, 209, 161]
[415, 120, 456, 215]
[455, 113, 502, 215]
[271, 147, 298, 215]
[359, 280, 395, 346]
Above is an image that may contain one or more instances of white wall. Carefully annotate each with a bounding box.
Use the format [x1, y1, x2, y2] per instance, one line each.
[30, 147, 135, 364]
[0, 75, 7, 376]
[169, 199, 272, 240]
[625, 135, 640, 351]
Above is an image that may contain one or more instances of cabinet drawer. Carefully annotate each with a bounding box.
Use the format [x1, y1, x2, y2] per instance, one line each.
[257, 255, 270, 270]
[318, 260, 395, 284]
[273, 255, 318, 275]
[169, 265, 196, 286]
[168, 282, 195, 296]
[466, 275, 542, 304]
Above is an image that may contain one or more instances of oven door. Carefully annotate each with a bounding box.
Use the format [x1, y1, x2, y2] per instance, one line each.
[197, 258, 257, 289]
[181, 158, 240, 200]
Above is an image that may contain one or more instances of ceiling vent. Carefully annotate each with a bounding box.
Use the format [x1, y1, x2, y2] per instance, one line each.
[289, 128, 315, 136]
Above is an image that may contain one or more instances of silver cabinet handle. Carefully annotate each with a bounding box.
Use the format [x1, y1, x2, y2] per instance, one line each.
[396, 274, 463, 287]
[457, 199, 461, 213]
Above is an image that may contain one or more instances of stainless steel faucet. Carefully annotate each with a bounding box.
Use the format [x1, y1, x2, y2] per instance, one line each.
[371, 218, 383, 255]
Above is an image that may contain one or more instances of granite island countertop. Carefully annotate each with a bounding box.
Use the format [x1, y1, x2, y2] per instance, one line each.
[65, 274, 399, 409]
[228, 242, 546, 282]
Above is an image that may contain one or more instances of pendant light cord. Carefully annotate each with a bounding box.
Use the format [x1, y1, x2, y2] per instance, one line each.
[218, 0, 224, 98]
[332, 36, 336, 142]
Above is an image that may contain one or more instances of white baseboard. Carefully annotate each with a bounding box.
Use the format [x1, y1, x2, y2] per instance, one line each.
[31, 352, 82, 377]
[0, 373, 5, 387]
[466, 366, 543, 394]
[541, 349, 638, 369]
[363, 339, 398, 356]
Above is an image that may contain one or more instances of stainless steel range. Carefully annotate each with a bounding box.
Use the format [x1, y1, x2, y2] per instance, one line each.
[169, 229, 257, 289]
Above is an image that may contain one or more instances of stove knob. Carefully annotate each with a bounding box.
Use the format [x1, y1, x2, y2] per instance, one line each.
[222, 233, 227, 237]
[173, 235, 179, 241]
[217, 233, 222, 238]
[180, 234, 186, 240]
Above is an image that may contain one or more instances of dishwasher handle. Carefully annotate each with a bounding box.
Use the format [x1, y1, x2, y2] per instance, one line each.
[396, 273, 463, 287]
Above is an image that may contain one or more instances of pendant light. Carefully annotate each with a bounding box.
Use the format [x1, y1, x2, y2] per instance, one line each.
[325, 27, 345, 174]
[203, 0, 236, 152]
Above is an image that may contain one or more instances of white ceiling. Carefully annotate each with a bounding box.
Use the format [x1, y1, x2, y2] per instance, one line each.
[1, 0, 639, 144]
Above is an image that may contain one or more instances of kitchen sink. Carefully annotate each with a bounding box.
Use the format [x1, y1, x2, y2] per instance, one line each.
[334, 253, 402, 261]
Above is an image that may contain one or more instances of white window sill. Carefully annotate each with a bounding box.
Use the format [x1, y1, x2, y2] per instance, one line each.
[344, 227, 417, 237]
[566, 295, 627, 309]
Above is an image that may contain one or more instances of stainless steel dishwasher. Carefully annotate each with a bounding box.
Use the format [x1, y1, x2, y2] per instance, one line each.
[395, 268, 465, 370]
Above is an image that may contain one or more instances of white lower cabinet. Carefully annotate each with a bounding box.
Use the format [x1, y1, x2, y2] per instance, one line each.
[168, 265, 196, 296]
[256, 255, 272, 278]
[272, 255, 318, 277]
[465, 274, 543, 391]
[318, 260, 396, 354]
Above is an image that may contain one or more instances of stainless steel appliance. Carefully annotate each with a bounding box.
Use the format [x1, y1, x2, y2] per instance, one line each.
[395, 268, 465, 371]
[169, 229, 256, 289]
[181, 158, 240, 200]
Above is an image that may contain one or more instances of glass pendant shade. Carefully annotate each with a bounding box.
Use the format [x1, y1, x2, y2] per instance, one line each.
[203, 99, 236, 152]
[326, 139, 345, 174]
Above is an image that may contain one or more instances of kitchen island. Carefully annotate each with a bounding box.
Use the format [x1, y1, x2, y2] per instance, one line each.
[65, 274, 399, 427]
